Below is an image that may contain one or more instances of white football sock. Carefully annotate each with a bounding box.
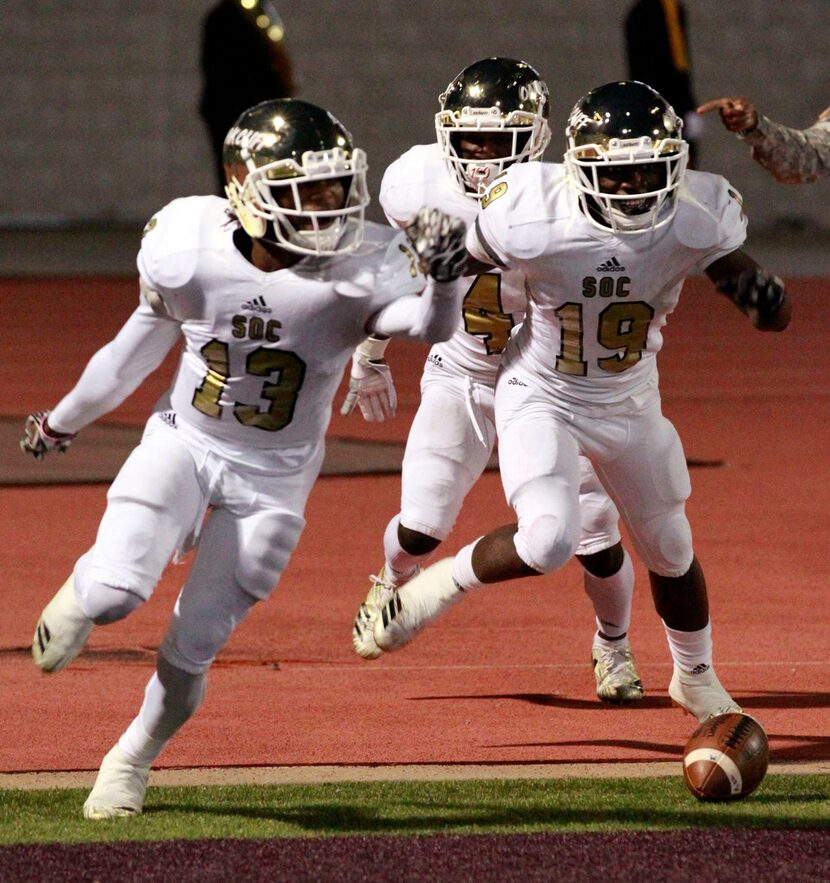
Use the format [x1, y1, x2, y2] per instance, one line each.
[384, 514, 430, 585]
[118, 657, 206, 767]
[583, 549, 634, 639]
[451, 539, 488, 591]
[663, 620, 713, 675]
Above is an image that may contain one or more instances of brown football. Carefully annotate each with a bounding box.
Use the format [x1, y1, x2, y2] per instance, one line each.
[682, 712, 769, 801]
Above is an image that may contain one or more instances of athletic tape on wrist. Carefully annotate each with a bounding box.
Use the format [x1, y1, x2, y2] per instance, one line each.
[356, 336, 390, 361]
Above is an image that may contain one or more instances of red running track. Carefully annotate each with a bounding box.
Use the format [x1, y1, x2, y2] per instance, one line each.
[1, 277, 828, 773]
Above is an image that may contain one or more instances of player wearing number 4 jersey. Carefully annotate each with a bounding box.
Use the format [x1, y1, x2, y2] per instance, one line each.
[349, 58, 644, 706]
[372, 81, 791, 723]
[21, 98, 468, 820]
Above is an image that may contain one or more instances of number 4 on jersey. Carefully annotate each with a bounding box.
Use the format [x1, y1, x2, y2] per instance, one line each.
[462, 274, 514, 355]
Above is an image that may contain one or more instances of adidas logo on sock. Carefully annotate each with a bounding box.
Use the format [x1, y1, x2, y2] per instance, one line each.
[691, 663, 711, 675]
[596, 256, 625, 272]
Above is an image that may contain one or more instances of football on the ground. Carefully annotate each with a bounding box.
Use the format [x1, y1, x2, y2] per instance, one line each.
[682, 712, 769, 801]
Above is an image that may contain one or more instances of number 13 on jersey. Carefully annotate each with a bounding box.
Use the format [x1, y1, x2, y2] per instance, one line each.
[192, 339, 307, 431]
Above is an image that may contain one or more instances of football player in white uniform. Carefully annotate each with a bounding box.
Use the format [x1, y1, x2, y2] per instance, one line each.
[21, 98, 468, 819]
[347, 58, 644, 706]
[370, 81, 791, 723]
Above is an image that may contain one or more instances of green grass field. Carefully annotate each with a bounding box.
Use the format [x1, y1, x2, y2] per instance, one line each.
[2, 774, 828, 845]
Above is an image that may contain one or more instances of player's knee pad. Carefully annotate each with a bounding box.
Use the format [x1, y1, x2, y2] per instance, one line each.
[576, 491, 622, 555]
[400, 459, 479, 541]
[514, 513, 580, 574]
[73, 553, 145, 624]
[510, 474, 580, 574]
[160, 584, 260, 675]
[93, 433, 203, 594]
[633, 505, 694, 577]
[234, 510, 305, 599]
[398, 513, 453, 544]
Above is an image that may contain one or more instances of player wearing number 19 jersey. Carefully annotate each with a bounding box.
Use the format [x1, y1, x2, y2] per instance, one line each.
[23, 99, 468, 820]
[370, 82, 791, 724]
[352, 60, 646, 710]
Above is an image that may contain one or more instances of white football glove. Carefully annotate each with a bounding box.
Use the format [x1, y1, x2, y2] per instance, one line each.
[339, 337, 397, 422]
[404, 207, 468, 283]
[20, 411, 77, 460]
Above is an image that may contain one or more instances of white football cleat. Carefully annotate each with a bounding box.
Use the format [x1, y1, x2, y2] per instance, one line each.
[373, 558, 461, 652]
[591, 638, 644, 705]
[83, 745, 150, 820]
[669, 664, 742, 722]
[32, 577, 94, 673]
[352, 566, 397, 660]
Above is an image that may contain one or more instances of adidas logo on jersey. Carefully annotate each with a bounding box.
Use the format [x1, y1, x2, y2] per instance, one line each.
[241, 296, 272, 314]
[596, 256, 625, 272]
[427, 353, 444, 369]
[159, 410, 177, 429]
[507, 376, 528, 387]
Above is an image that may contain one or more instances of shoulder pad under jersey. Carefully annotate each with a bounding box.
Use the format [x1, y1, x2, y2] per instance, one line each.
[137, 196, 229, 290]
[674, 170, 747, 251]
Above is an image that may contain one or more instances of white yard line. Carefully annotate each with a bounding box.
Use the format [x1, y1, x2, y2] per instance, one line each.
[2, 760, 826, 791]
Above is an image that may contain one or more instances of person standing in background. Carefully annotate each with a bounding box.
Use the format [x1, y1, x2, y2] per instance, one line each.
[624, 0, 701, 167]
[697, 96, 830, 183]
[199, 0, 296, 194]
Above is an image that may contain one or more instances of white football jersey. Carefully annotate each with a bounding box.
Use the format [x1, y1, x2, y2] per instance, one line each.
[468, 163, 747, 406]
[381, 143, 528, 384]
[138, 196, 425, 450]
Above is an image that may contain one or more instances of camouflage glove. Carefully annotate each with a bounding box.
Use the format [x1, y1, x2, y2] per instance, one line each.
[405, 207, 468, 283]
[20, 411, 77, 460]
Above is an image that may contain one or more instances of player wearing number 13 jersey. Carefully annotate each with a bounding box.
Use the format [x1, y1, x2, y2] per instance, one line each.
[352, 60, 646, 709]
[22, 99, 468, 820]
[371, 82, 791, 724]
[138, 196, 428, 458]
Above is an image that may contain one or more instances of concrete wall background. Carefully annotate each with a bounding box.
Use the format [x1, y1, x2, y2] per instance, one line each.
[3, 1, 827, 232]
